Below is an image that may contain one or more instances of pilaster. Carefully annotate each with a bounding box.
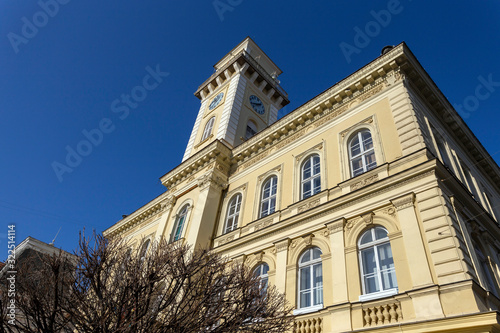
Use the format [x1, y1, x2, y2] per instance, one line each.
[273, 238, 290, 294]
[325, 218, 349, 304]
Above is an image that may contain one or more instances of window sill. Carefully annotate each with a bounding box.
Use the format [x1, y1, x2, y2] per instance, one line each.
[359, 288, 398, 302]
[293, 304, 323, 315]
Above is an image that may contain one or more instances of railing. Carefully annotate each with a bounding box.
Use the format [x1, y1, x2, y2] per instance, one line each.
[293, 317, 322, 333]
[362, 302, 402, 327]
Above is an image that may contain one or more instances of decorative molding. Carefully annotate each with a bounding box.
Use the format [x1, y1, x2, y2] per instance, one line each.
[378, 206, 397, 218]
[362, 212, 375, 225]
[218, 234, 234, 246]
[326, 218, 346, 234]
[197, 172, 228, 191]
[254, 218, 273, 231]
[345, 217, 359, 234]
[303, 234, 314, 246]
[298, 198, 321, 213]
[274, 239, 290, 253]
[351, 174, 379, 191]
[391, 193, 415, 211]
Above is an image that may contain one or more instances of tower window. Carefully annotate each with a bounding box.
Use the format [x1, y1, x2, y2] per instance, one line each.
[246, 120, 258, 139]
[201, 117, 215, 141]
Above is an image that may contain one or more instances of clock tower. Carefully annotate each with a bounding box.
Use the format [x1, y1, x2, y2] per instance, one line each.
[182, 37, 289, 161]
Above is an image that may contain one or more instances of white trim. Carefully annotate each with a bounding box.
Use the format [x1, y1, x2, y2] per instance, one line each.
[293, 304, 323, 315]
[359, 288, 398, 302]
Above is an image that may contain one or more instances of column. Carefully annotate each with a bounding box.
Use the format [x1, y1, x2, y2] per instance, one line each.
[273, 238, 290, 294]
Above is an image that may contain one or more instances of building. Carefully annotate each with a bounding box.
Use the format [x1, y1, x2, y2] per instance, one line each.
[104, 38, 500, 332]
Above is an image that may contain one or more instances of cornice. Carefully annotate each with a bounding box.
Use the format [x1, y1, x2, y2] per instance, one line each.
[400, 47, 500, 191]
[103, 191, 172, 238]
[159, 140, 232, 189]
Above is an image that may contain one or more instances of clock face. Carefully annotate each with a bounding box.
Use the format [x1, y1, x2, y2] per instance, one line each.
[249, 95, 265, 115]
[208, 92, 224, 110]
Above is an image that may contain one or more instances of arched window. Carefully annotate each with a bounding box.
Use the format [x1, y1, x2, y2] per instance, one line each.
[358, 227, 397, 298]
[246, 120, 258, 139]
[171, 205, 189, 243]
[139, 239, 150, 260]
[253, 263, 269, 293]
[260, 176, 277, 218]
[349, 130, 377, 177]
[301, 155, 321, 199]
[224, 194, 242, 234]
[201, 117, 215, 141]
[298, 247, 323, 309]
[474, 244, 498, 296]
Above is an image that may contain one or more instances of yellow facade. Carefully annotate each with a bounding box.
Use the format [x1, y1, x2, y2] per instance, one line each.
[104, 38, 500, 332]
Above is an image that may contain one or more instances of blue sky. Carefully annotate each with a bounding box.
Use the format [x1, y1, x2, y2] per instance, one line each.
[1, 1, 499, 256]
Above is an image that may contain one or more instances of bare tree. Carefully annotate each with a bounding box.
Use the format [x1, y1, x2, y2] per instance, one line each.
[0, 249, 75, 333]
[1, 233, 294, 333]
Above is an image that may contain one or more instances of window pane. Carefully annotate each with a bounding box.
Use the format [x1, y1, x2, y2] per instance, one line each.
[381, 269, 397, 290]
[300, 267, 311, 291]
[350, 137, 361, 156]
[364, 275, 379, 294]
[303, 161, 311, 179]
[359, 230, 373, 245]
[378, 243, 395, 270]
[313, 176, 321, 194]
[362, 132, 373, 150]
[375, 228, 388, 240]
[300, 250, 311, 264]
[313, 156, 320, 174]
[269, 197, 276, 214]
[351, 157, 363, 173]
[365, 151, 377, 170]
[270, 179, 277, 195]
[302, 182, 311, 199]
[312, 247, 322, 259]
[361, 248, 377, 275]
[313, 263, 323, 288]
[262, 263, 269, 275]
[300, 291, 311, 308]
[261, 201, 269, 217]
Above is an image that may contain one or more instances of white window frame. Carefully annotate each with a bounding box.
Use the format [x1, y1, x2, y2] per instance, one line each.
[224, 194, 242, 234]
[358, 227, 398, 301]
[260, 176, 278, 218]
[139, 239, 151, 261]
[349, 130, 377, 177]
[201, 117, 215, 142]
[170, 204, 189, 243]
[295, 247, 323, 314]
[301, 155, 321, 200]
[253, 263, 269, 294]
